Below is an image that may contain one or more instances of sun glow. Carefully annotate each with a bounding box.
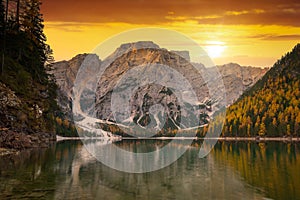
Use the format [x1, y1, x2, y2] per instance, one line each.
[205, 41, 227, 58]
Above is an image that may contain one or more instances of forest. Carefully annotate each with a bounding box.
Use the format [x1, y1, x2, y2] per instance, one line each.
[0, 0, 61, 134]
[220, 44, 300, 137]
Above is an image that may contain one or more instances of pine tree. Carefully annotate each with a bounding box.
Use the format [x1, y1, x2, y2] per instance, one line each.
[19, 0, 51, 82]
[258, 123, 266, 137]
[295, 115, 300, 137]
[286, 124, 291, 137]
[22, 0, 46, 45]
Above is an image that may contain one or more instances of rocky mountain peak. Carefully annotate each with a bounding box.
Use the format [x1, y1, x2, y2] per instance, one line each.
[107, 41, 191, 63]
[111, 41, 160, 59]
[119, 41, 159, 50]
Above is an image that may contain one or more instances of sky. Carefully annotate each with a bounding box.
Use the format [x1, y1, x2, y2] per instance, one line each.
[41, 0, 300, 67]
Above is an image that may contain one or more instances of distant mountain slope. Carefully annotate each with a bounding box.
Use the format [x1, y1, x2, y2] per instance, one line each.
[223, 44, 300, 137]
[216, 63, 268, 105]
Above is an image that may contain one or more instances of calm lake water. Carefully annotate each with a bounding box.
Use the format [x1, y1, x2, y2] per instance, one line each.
[0, 140, 299, 200]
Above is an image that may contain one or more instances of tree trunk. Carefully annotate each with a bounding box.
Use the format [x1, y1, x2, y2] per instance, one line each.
[16, 0, 20, 28]
[1, 0, 9, 75]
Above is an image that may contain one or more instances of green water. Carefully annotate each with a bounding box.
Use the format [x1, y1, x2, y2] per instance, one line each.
[0, 140, 299, 200]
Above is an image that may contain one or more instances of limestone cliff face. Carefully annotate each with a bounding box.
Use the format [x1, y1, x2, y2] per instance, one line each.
[48, 54, 101, 119]
[50, 42, 267, 130]
[48, 54, 88, 98]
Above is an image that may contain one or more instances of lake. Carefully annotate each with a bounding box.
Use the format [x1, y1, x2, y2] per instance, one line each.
[0, 140, 299, 200]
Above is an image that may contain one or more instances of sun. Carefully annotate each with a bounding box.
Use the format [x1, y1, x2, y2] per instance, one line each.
[204, 41, 227, 58]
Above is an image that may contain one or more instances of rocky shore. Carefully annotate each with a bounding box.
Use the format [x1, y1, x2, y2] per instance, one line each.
[0, 130, 56, 153]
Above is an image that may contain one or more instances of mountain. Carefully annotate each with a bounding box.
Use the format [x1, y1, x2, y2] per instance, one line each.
[222, 44, 300, 137]
[50, 41, 267, 136]
[95, 47, 210, 135]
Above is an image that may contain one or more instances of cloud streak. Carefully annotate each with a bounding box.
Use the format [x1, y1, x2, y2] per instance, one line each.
[250, 34, 300, 41]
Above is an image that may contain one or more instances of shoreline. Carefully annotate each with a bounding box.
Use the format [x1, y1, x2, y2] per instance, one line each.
[56, 135, 300, 142]
[1, 136, 299, 157]
[215, 137, 300, 142]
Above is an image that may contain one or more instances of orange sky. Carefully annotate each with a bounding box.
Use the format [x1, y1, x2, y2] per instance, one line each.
[41, 0, 300, 67]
